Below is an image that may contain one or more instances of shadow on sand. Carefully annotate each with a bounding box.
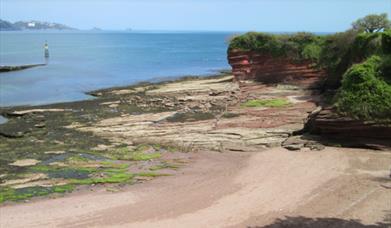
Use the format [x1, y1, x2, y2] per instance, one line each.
[250, 216, 390, 228]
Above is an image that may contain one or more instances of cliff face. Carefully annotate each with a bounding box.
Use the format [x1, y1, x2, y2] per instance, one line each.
[228, 50, 325, 88]
[228, 49, 391, 148]
[306, 108, 391, 148]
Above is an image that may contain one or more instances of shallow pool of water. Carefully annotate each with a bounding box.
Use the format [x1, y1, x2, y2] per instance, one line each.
[0, 115, 8, 125]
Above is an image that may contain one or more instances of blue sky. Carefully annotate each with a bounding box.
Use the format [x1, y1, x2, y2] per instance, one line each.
[1, 0, 390, 32]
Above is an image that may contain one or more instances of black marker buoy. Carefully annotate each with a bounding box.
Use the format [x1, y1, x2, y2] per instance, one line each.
[44, 41, 49, 58]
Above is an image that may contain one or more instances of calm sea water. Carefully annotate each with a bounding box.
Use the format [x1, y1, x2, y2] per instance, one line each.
[0, 31, 232, 107]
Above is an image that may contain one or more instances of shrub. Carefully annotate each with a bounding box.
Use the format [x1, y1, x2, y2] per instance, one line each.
[228, 32, 321, 61]
[382, 30, 391, 54]
[302, 43, 322, 62]
[379, 54, 391, 82]
[352, 32, 382, 59]
[318, 29, 359, 75]
[335, 55, 391, 121]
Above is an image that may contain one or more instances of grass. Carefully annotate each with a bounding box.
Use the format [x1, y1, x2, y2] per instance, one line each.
[241, 98, 290, 108]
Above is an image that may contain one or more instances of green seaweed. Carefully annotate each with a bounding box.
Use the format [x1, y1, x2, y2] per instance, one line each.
[241, 99, 290, 108]
[108, 145, 161, 161]
[136, 172, 170, 177]
[70, 167, 134, 185]
[0, 185, 74, 203]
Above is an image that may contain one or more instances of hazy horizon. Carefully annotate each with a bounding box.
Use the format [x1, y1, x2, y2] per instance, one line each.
[1, 0, 390, 33]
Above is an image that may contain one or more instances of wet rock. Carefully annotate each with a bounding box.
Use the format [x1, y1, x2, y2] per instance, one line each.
[0, 173, 47, 187]
[305, 142, 326, 151]
[9, 159, 40, 167]
[284, 144, 303, 151]
[282, 136, 306, 151]
[1, 123, 27, 138]
[44, 151, 66, 155]
[0, 130, 26, 138]
[8, 109, 67, 116]
[34, 123, 46, 128]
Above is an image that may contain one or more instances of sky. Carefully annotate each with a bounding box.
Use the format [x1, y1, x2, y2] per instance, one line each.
[0, 0, 390, 32]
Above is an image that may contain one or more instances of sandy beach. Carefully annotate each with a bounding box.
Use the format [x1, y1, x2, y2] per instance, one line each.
[1, 147, 390, 227]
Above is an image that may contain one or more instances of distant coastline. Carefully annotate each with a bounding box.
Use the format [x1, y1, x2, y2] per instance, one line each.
[0, 19, 76, 31]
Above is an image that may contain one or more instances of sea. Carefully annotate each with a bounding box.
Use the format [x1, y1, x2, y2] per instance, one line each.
[0, 31, 233, 107]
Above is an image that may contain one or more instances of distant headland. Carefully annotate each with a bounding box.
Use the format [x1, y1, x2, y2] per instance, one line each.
[0, 19, 77, 31]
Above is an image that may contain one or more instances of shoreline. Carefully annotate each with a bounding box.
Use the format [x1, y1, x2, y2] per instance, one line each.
[0, 63, 46, 73]
[0, 70, 232, 110]
[0, 72, 390, 227]
[0, 73, 319, 201]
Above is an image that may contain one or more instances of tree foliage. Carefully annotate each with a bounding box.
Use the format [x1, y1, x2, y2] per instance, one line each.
[352, 13, 391, 33]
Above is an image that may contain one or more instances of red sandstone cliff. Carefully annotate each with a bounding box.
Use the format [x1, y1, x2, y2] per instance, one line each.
[305, 107, 391, 148]
[228, 50, 391, 147]
[228, 50, 325, 88]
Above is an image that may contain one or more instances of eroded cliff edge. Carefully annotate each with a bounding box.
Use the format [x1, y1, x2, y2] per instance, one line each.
[227, 48, 391, 148]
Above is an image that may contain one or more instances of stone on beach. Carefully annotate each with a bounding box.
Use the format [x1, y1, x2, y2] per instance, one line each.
[9, 159, 40, 167]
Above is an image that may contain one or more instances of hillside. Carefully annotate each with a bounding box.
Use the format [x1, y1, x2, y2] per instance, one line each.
[0, 19, 76, 31]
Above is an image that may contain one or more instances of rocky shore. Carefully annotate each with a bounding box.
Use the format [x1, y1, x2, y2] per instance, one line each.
[0, 72, 390, 228]
[1, 71, 390, 204]
[0, 72, 329, 203]
[0, 64, 46, 73]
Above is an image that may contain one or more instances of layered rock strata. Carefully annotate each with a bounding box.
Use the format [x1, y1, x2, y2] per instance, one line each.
[228, 50, 325, 88]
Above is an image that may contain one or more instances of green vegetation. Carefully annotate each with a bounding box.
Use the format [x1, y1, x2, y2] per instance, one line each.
[0, 185, 74, 203]
[108, 145, 161, 161]
[241, 98, 290, 108]
[136, 172, 170, 177]
[0, 142, 181, 203]
[335, 56, 391, 121]
[333, 29, 391, 121]
[382, 30, 391, 54]
[352, 13, 391, 33]
[229, 32, 322, 61]
[229, 13, 391, 122]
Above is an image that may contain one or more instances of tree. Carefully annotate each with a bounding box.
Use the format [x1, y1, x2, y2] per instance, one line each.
[352, 13, 391, 33]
